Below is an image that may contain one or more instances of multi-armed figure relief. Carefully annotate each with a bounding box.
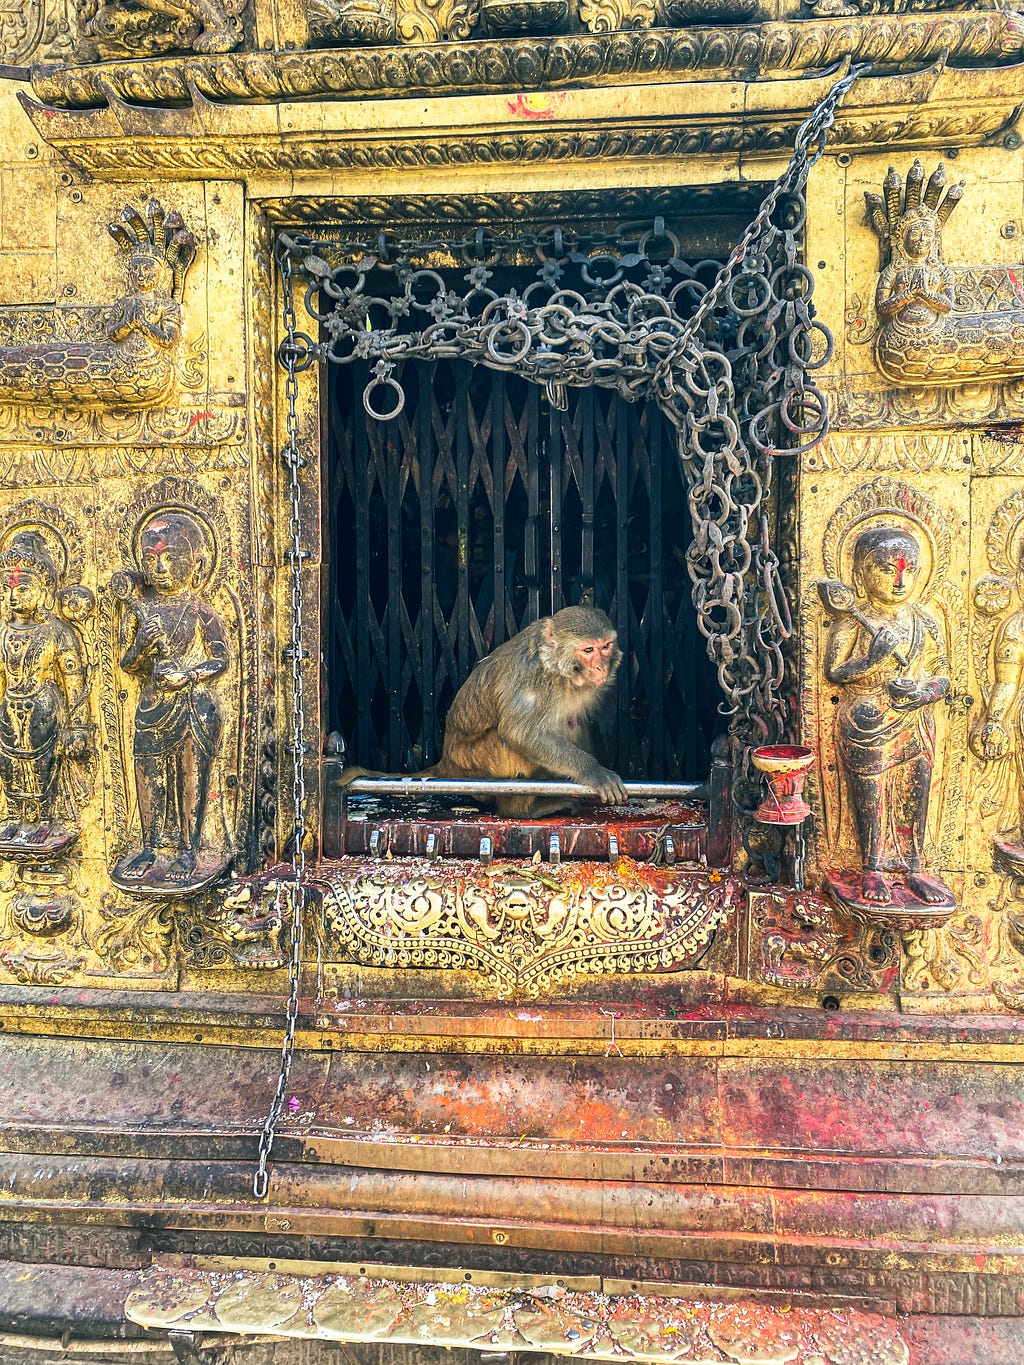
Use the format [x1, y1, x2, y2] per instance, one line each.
[0, 199, 195, 411]
[110, 505, 231, 898]
[867, 160, 1024, 387]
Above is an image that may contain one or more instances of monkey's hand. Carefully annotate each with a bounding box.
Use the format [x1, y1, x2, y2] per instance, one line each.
[587, 765, 628, 806]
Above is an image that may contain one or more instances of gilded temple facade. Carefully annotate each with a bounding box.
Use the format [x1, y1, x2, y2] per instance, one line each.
[2, 1, 1024, 1362]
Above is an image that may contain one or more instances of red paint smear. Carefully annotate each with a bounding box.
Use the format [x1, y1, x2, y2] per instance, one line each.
[506, 94, 556, 121]
[185, 409, 214, 435]
[895, 555, 907, 588]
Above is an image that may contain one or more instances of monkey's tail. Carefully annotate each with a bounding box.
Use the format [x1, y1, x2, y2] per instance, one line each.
[330, 763, 441, 789]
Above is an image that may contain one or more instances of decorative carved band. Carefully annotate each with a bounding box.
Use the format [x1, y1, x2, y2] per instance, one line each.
[26, 12, 1024, 111]
[316, 860, 733, 996]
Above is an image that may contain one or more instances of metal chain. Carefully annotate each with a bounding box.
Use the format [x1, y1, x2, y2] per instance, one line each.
[254, 250, 308, 1200]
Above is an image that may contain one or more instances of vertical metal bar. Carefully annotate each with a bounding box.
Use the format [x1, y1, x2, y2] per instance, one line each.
[456, 362, 471, 678]
[526, 381, 540, 626]
[581, 387, 595, 600]
[353, 358, 371, 763]
[387, 372, 402, 767]
[649, 403, 665, 779]
[615, 393, 630, 775]
[549, 396, 562, 611]
[492, 371, 506, 646]
[419, 361, 436, 764]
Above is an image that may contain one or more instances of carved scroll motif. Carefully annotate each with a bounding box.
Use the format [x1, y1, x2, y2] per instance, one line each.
[396, 0, 480, 41]
[74, 0, 244, 59]
[867, 161, 1024, 389]
[0, 200, 196, 413]
[317, 861, 733, 997]
[578, 0, 654, 32]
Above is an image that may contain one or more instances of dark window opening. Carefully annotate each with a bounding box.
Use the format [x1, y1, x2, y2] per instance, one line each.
[326, 354, 727, 786]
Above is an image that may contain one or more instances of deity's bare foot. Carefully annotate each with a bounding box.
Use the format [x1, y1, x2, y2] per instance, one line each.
[906, 871, 949, 905]
[166, 850, 197, 883]
[862, 870, 891, 904]
[122, 849, 157, 879]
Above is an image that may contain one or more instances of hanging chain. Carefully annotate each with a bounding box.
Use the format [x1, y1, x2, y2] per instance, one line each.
[282, 67, 866, 749]
[674, 61, 870, 355]
[254, 250, 308, 1201]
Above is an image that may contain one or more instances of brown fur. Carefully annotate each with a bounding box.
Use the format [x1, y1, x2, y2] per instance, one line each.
[341, 606, 626, 817]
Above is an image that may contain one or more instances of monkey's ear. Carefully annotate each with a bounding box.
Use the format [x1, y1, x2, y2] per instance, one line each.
[541, 618, 556, 646]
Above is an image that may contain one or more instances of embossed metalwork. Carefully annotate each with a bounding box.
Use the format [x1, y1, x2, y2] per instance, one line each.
[100, 476, 252, 902]
[0, 198, 196, 411]
[868, 160, 1024, 388]
[810, 479, 969, 932]
[971, 490, 1024, 874]
[124, 1264, 910, 1363]
[282, 67, 857, 749]
[317, 860, 732, 994]
[75, 0, 244, 59]
[22, 10, 1024, 109]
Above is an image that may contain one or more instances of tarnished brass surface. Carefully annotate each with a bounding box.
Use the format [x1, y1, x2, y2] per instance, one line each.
[124, 1261, 910, 1364]
[3, 0, 1024, 1352]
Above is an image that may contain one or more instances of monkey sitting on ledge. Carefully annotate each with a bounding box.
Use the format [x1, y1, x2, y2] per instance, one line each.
[342, 605, 627, 817]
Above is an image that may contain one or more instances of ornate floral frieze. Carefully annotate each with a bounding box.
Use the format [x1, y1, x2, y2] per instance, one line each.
[0, 405, 245, 457]
[314, 859, 732, 996]
[822, 378, 1024, 442]
[804, 431, 971, 474]
[258, 184, 762, 227]
[26, 12, 1024, 110]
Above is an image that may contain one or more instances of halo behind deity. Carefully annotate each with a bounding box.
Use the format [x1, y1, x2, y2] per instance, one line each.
[985, 488, 1024, 581]
[132, 505, 219, 591]
[822, 477, 950, 604]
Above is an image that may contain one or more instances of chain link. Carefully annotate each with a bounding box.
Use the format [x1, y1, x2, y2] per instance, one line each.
[254, 251, 308, 1201]
[280, 68, 864, 750]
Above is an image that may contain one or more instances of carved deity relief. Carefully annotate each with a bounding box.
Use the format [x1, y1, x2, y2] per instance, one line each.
[103, 479, 248, 900]
[866, 160, 1024, 389]
[966, 488, 1024, 1009]
[0, 200, 196, 412]
[74, 0, 243, 58]
[810, 480, 968, 930]
[0, 503, 96, 941]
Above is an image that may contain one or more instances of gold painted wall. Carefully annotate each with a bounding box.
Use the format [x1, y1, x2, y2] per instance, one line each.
[2, 23, 1024, 1013]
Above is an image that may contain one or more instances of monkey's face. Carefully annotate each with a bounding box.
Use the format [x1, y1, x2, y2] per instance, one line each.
[573, 635, 620, 689]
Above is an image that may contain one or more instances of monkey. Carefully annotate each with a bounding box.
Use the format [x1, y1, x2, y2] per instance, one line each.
[338, 606, 627, 817]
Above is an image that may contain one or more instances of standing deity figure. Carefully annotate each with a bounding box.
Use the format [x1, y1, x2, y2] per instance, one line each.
[113, 511, 228, 893]
[821, 526, 953, 910]
[0, 531, 92, 856]
[971, 539, 1024, 867]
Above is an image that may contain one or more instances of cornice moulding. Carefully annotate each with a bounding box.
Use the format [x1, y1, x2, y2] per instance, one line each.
[17, 64, 1024, 180]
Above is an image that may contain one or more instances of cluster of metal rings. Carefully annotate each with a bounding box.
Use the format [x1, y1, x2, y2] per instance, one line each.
[278, 66, 862, 747]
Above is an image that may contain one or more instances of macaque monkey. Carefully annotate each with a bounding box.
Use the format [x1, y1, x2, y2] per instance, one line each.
[341, 606, 627, 817]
